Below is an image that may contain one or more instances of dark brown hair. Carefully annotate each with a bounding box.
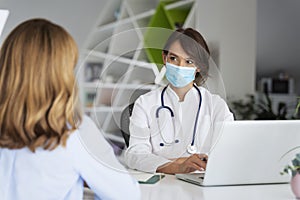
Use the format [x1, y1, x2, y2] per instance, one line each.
[163, 28, 210, 85]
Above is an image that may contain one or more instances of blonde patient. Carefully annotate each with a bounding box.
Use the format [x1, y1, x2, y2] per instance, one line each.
[0, 18, 140, 199]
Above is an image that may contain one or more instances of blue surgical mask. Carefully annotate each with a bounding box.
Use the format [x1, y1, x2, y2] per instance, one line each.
[165, 62, 196, 88]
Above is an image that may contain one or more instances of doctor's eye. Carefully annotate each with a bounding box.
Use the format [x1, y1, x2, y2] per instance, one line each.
[185, 59, 194, 65]
[169, 55, 178, 62]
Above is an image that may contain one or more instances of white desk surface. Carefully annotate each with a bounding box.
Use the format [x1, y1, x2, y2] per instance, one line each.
[83, 174, 295, 200]
[140, 175, 295, 200]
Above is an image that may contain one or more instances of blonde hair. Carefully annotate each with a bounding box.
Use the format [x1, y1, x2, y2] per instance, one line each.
[0, 18, 82, 151]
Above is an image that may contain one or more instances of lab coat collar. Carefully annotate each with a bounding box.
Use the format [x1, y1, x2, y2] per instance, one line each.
[166, 85, 198, 102]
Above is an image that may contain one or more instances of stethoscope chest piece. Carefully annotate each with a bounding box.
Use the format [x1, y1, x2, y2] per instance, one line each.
[187, 144, 197, 154]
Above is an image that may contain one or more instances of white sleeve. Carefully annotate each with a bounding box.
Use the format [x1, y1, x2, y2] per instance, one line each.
[209, 95, 234, 148]
[124, 97, 170, 173]
[212, 95, 234, 123]
[68, 116, 140, 200]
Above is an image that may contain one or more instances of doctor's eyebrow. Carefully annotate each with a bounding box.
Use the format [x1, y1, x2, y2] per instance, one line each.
[168, 52, 178, 57]
[168, 52, 193, 60]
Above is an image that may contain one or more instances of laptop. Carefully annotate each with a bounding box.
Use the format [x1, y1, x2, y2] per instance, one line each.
[176, 120, 300, 186]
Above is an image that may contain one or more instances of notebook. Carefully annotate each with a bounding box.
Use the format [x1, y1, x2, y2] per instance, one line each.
[176, 120, 300, 186]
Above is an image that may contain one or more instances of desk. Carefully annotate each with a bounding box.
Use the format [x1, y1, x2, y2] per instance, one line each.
[83, 175, 295, 200]
[140, 175, 294, 200]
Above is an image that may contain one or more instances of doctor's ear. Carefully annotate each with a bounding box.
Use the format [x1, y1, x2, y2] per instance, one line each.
[162, 53, 167, 65]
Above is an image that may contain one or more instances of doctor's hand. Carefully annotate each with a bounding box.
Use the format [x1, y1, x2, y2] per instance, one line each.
[177, 154, 208, 173]
[156, 154, 208, 174]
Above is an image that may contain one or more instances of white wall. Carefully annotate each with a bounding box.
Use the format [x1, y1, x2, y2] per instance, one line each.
[257, 0, 300, 95]
[0, 0, 107, 49]
[196, 0, 257, 101]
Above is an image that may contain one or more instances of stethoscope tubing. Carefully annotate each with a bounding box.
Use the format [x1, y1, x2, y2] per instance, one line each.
[191, 84, 202, 145]
[156, 84, 202, 148]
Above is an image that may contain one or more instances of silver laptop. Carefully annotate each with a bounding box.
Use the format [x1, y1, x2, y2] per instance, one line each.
[176, 120, 300, 186]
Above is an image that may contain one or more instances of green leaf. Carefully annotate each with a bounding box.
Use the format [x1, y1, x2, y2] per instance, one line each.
[295, 99, 300, 115]
[292, 159, 300, 167]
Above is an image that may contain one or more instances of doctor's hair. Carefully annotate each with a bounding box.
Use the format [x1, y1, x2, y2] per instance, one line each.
[163, 28, 210, 86]
[0, 18, 82, 152]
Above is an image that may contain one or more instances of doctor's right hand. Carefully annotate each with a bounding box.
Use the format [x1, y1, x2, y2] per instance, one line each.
[177, 154, 208, 173]
[157, 154, 208, 174]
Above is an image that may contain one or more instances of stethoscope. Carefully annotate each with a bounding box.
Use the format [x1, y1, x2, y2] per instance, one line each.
[155, 84, 202, 154]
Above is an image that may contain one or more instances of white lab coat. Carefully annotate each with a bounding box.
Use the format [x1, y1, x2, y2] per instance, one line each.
[125, 86, 234, 173]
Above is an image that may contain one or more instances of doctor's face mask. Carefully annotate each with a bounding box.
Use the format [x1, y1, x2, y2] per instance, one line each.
[165, 62, 196, 88]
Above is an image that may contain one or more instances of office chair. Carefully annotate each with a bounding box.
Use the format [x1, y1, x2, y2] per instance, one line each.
[120, 103, 135, 147]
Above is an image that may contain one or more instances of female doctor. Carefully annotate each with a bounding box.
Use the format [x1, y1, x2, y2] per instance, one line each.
[124, 28, 234, 174]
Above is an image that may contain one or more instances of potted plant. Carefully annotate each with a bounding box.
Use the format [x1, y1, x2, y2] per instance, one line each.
[230, 92, 290, 120]
[280, 100, 300, 198]
[281, 149, 300, 176]
[280, 147, 300, 199]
